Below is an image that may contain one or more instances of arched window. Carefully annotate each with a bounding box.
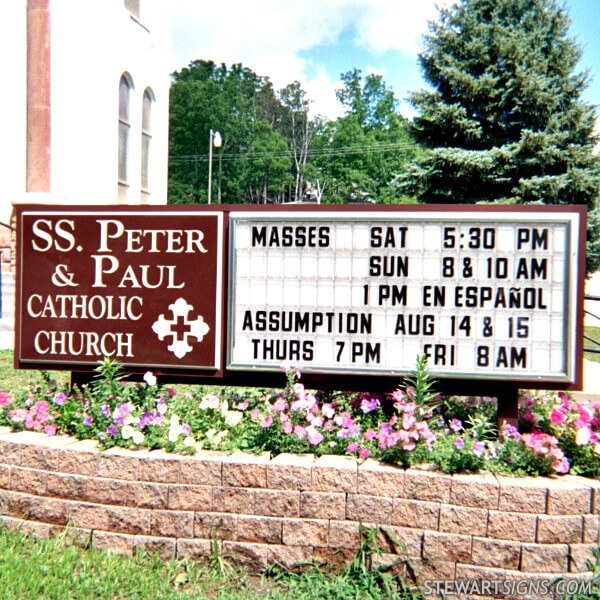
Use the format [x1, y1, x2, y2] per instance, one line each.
[141, 87, 154, 198]
[118, 73, 134, 197]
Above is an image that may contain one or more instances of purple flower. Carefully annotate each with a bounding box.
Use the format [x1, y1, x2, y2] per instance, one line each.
[107, 424, 118, 437]
[53, 392, 67, 406]
[83, 415, 94, 427]
[454, 437, 465, 450]
[100, 403, 111, 418]
[360, 395, 380, 414]
[472, 441, 485, 456]
[449, 418, 463, 433]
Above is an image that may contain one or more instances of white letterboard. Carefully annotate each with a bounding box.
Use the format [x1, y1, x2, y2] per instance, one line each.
[227, 210, 581, 382]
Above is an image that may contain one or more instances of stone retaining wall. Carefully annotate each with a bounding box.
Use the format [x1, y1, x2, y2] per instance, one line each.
[0, 428, 598, 594]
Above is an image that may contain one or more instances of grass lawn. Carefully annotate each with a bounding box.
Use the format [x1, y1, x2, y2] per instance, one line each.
[0, 525, 421, 600]
[585, 326, 600, 364]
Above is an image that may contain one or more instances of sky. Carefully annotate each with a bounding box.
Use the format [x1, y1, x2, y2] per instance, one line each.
[169, 0, 600, 121]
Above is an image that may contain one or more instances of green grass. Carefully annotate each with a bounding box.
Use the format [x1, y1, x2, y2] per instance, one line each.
[0, 525, 421, 600]
[585, 326, 600, 364]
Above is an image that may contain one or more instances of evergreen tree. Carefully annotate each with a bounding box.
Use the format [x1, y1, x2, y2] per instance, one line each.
[400, 0, 600, 272]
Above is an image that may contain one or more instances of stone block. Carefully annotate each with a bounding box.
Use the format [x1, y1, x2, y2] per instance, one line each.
[267, 453, 313, 490]
[403, 468, 451, 503]
[237, 515, 282, 544]
[312, 454, 357, 493]
[106, 505, 152, 535]
[328, 520, 360, 549]
[471, 537, 522, 569]
[300, 491, 346, 520]
[222, 541, 269, 569]
[194, 512, 237, 541]
[92, 530, 134, 556]
[546, 478, 592, 515]
[10, 467, 47, 496]
[282, 518, 328, 547]
[46, 472, 87, 501]
[497, 475, 548, 513]
[536, 514, 583, 544]
[583, 514, 600, 543]
[267, 544, 313, 567]
[212, 486, 255, 514]
[176, 538, 212, 560]
[346, 494, 393, 524]
[134, 535, 176, 559]
[254, 489, 300, 517]
[57, 440, 100, 476]
[150, 509, 194, 538]
[168, 484, 212, 511]
[569, 543, 598, 573]
[450, 472, 499, 509]
[391, 498, 440, 530]
[521, 542, 568, 573]
[439, 504, 488, 537]
[422, 531, 472, 563]
[222, 452, 269, 488]
[487, 510, 537, 542]
[69, 502, 110, 530]
[357, 459, 404, 497]
[97, 447, 142, 481]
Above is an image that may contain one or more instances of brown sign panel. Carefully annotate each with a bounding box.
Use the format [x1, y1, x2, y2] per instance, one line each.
[16, 207, 223, 370]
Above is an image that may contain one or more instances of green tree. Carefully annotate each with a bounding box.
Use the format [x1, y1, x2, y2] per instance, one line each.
[242, 120, 293, 203]
[313, 70, 418, 204]
[399, 0, 600, 271]
[168, 61, 270, 204]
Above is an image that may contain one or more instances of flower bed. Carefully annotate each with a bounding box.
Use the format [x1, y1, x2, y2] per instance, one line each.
[1, 358, 599, 479]
[1, 359, 600, 591]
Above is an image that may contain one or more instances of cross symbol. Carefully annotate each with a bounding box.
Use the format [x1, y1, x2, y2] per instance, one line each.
[172, 315, 192, 342]
[152, 298, 210, 359]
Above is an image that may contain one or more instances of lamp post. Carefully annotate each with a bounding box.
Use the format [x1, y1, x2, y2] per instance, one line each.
[207, 129, 222, 204]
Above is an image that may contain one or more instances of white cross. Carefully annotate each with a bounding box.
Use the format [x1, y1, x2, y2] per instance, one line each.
[152, 297, 210, 359]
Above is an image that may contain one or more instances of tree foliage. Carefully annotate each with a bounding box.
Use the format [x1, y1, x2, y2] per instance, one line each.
[168, 62, 420, 205]
[398, 0, 600, 271]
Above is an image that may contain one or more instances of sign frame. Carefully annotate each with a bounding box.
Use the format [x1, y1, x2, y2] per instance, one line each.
[14, 203, 586, 394]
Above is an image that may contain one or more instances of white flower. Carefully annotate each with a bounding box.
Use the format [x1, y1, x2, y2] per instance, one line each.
[199, 394, 220, 410]
[168, 414, 182, 443]
[205, 428, 216, 439]
[224, 411, 243, 427]
[143, 371, 157, 386]
[121, 425, 134, 440]
[220, 400, 230, 415]
[132, 430, 145, 445]
[183, 436, 196, 448]
[157, 401, 168, 415]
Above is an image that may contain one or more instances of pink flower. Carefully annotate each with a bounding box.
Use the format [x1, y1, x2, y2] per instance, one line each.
[250, 408, 261, 420]
[306, 426, 324, 446]
[294, 425, 306, 439]
[260, 415, 273, 428]
[347, 442, 359, 453]
[237, 402, 249, 411]
[454, 437, 465, 450]
[550, 408, 565, 424]
[0, 392, 13, 407]
[449, 418, 463, 432]
[44, 424, 57, 436]
[282, 421, 293, 434]
[321, 403, 335, 419]
[358, 447, 371, 459]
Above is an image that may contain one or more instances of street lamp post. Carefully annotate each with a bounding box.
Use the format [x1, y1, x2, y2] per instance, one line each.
[207, 129, 222, 204]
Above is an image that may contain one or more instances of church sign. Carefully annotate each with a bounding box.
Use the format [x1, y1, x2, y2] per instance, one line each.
[15, 204, 585, 390]
[16, 208, 223, 370]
